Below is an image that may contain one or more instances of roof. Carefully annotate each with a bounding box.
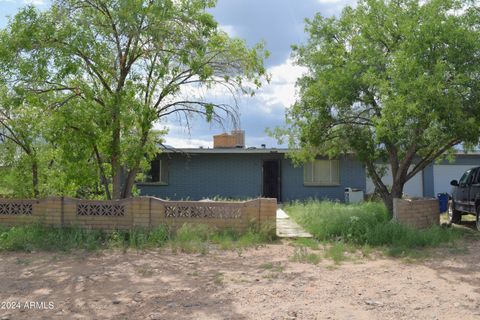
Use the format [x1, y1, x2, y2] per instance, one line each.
[160, 147, 480, 156]
[161, 147, 290, 154]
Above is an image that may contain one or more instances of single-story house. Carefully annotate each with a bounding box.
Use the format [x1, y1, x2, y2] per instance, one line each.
[136, 131, 480, 202]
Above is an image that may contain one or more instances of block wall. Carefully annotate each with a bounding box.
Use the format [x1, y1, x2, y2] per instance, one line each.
[0, 197, 277, 233]
[393, 198, 439, 229]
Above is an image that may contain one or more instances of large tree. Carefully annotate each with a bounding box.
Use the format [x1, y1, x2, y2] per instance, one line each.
[279, 0, 480, 215]
[1, 0, 267, 199]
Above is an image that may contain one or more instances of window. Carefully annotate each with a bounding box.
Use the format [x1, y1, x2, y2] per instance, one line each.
[304, 160, 340, 186]
[146, 158, 169, 184]
[459, 169, 472, 186]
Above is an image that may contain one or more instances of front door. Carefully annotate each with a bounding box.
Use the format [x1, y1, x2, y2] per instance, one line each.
[263, 160, 281, 201]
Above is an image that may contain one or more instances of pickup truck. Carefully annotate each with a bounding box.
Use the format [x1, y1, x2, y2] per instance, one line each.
[449, 166, 480, 230]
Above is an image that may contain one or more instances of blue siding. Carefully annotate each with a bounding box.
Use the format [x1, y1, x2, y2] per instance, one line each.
[138, 153, 367, 202]
[281, 156, 366, 202]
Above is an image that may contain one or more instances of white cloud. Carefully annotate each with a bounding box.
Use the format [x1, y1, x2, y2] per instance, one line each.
[24, 0, 45, 5]
[256, 58, 307, 111]
[316, 0, 345, 3]
[0, 0, 46, 5]
[218, 24, 237, 37]
[163, 137, 212, 148]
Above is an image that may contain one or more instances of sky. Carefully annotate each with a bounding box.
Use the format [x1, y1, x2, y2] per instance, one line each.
[0, 0, 357, 148]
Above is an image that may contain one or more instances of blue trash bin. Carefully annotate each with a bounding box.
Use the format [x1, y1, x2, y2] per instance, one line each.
[437, 193, 449, 213]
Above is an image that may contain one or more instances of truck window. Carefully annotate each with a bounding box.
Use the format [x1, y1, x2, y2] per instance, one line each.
[459, 169, 471, 185]
[472, 169, 480, 184]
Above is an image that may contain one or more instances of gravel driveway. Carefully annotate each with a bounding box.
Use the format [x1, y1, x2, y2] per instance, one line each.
[0, 240, 479, 320]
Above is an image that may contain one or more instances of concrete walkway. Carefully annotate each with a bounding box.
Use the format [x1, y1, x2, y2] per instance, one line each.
[276, 208, 312, 238]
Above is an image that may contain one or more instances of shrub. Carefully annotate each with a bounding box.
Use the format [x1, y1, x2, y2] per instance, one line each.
[285, 200, 468, 254]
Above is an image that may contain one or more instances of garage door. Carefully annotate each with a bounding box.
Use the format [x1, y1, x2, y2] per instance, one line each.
[433, 165, 476, 195]
[366, 165, 423, 197]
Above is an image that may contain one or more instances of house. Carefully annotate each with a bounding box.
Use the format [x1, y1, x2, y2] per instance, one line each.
[137, 131, 365, 202]
[136, 131, 480, 201]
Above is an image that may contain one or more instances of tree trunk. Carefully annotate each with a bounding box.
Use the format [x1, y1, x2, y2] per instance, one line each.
[381, 183, 404, 219]
[120, 129, 150, 199]
[31, 159, 39, 198]
[93, 145, 111, 200]
[111, 98, 122, 199]
[121, 168, 138, 199]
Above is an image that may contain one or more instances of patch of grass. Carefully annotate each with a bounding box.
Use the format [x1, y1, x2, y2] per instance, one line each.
[260, 262, 285, 273]
[0, 221, 274, 253]
[135, 264, 154, 277]
[360, 244, 373, 258]
[212, 271, 224, 285]
[291, 238, 320, 250]
[285, 200, 472, 258]
[15, 258, 31, 266]
[291, 247, 321, 265]
[171, 223, 211, 254]
[325, 242, 347, 264]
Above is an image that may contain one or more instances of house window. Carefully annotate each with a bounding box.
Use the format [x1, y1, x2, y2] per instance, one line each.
[146, 158, 169, 184]
[304, 160, 340, 186]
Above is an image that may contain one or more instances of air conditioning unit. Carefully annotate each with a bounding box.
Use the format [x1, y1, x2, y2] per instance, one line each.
[345, 187, 364, 204]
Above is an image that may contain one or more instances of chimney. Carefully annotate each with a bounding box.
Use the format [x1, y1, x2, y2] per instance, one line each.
[213, 130, 245, 148]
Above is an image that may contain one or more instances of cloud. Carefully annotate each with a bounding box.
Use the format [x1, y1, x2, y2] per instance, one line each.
[257, 58, 307, 110]
[0, 0, 46, 5]
[316, 0, 345, 3]
[218, 24, 237, 37]
[24, 0, 45, 4]
[163, 136, 212, 148]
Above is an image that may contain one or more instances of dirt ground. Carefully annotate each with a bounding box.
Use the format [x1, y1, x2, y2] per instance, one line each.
[1, 239, 480, 320]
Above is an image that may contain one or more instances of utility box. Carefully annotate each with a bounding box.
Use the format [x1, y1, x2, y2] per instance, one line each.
[345, 188, 364, 204]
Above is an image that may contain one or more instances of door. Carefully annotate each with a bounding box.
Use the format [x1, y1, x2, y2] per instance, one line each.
[263, 160, 281, 201]
[469, 169, 480, 212]
[456, 169, 474, 211]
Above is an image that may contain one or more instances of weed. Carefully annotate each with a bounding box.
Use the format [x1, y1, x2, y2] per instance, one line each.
[325, 242, 347, 264]
[285, 200, 472, 258]
[136, 264, 154, 277]
[15, 258, 31, 266]
[260, 262, 284, 273]
[291, 247, 321, 265]
[0, 221, 274, 253]
[213, 272, 224, 285]
[291, 238, 320, 250]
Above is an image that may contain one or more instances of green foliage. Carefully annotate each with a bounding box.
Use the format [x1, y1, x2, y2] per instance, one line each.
[324, 242, 347, 264]
[275, 0, 480, 214]
[0, 0, 268, 199]
[0, 222, 273, 252]
[285, 200, 468, 256]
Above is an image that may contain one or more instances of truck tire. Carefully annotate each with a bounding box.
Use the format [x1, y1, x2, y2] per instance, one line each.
[448, 200, 461, 224]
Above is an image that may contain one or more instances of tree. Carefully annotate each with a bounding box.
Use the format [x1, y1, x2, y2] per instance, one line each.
[1, 0, 267, 199]
[278, 0, 480, 215]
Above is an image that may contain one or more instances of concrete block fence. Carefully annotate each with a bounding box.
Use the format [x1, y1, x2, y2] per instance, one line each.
[0, 197, 277, 232]
[393, 198, 439, 229]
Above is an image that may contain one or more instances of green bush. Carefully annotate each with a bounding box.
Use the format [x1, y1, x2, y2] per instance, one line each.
[285, 200, 468, 254]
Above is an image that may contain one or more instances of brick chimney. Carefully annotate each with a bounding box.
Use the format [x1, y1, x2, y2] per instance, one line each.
[213, 130, 245, 148]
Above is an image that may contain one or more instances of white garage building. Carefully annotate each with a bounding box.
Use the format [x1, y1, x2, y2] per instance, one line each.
[366, 153, 480, 198]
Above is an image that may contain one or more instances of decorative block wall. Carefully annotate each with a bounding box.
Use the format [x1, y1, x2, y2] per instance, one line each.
[0, 197, 277, 233]
[393, 198, 439, 229]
